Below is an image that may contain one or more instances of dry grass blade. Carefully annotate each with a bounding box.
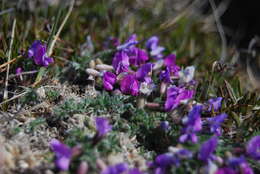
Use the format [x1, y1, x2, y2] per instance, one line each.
[0, 56, 21, 69]
[3, 19, 16, 110]
[209, 0, 227, 63]
[8, 70, 38, 79]
[224, 80, 237, 103]
[0, 91, 28, 106]
[47, 0, 75, 56]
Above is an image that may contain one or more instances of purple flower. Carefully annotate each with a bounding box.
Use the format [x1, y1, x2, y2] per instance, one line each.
[169, 147, 193, 159]
[154, 167, 166, 174]
[112, 51, 130, 74]
[116, 34, 138, 51]
[240, 162, 254, 174]
[103, 72, 117, 91]
[120, 74, 139, 96]
[146, 36, 165, 59]
[207, 97, 223, 112]
[215, 168, 236, 174]
[16, 67, 22, 75]
[228, 156, 246, 168]
[151, 149, 192, 174]
[135, 63, 153, 82]
[160, 121, 171, 131]
[102, 163, 128, 174]
[128, 48, 149, 66]
[159, 67, 171, 83]
[178, 66, 195, 84]
[246, 135, 260, 160]
[207, 113, 227, 136]
[179, 105, 202, 143]
[165, 86, 194, 111]
[155, 153, 179, 167]
[175, 149, 193, 159]
[95, 117, 112, 138]
[103, 37, 120, 49]
[164, 54, 180, 76]
[50, 139, 72, 171]
[146, 36, 159, 50]
[198, 136, 218, 162]
[228, 157, 254, 174]
[128, 168, 142, 174]
[28, 40, 54, 67]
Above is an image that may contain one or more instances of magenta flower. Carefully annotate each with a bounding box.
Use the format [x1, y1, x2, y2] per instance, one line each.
[246, 135, 260, 160]
[95, 117, 112, 138]
[135, 63, 153, 82]
[103, 72, 117, 91]
[112, 51, 130, 74]
[103, 37, 120, 49]
[179, 105, 202, 143]
[128, 48, 149, 66]
[128, 168, 143, 174]
[165, 86, 194, 111]
[120, 74, 139, 96]
[50, 139, 72, 171]
[16, 67, 22, 75]
[28, 40, 54, 67]
[198, 136, 218, 162]
[206, 97, 223, 112]
[215, 168, 236, 174]
[164, 54, 180, 76]
[240, 162, 254, 174]
[206, 113, 227, 136]
[102, 163, 128, 174]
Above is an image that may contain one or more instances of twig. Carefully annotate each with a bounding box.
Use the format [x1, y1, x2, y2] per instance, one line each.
[209, 0, 227, 63]
[3, 19, 16, 106]
[8, 70, 38, 79]
[0, 91, 28, 106]
[0, 55, 21, 69]
[47, 0, 75, 56]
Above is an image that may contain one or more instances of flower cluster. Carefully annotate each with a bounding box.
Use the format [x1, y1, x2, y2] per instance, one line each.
[50, 117, 112, 171]
[146, 134, 259, 174]
[87, 34, 196, 111]
[179, 105, 202, 143]
[48, 34, 260, 174]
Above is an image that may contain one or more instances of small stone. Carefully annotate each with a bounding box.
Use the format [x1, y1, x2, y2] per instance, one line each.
[45, 169, 54, 174]
[107, 154, 124, 165]
[18, 160, 29, 169]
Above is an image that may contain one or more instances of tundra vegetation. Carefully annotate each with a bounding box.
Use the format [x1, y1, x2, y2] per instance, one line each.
[0, 0, 260, 174]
